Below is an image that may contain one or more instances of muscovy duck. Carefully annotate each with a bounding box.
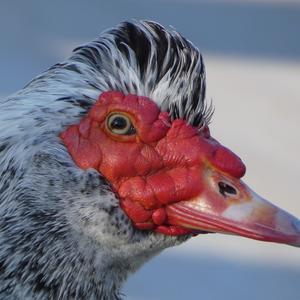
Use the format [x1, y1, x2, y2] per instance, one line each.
[0, 20, 299, 300]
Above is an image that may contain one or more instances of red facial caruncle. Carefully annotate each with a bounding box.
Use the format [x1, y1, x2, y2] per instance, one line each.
[61, 91, 300, 246]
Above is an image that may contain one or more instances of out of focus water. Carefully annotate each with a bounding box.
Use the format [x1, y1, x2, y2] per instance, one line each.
[1, 0, 300, 96]
[125, 251, 300, 300]
[1, 1, 299, 299]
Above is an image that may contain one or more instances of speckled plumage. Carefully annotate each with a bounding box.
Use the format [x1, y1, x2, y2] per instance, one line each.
[0, 20, 209, 299]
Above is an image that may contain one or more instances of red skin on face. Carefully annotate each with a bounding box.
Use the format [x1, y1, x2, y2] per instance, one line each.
[61, 91, 245, 235]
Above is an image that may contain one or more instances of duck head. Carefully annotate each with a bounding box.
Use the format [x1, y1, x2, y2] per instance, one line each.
[61, 91, 300, 247]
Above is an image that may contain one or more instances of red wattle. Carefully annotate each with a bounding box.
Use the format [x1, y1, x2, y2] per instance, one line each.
[152, 208, 167, 225]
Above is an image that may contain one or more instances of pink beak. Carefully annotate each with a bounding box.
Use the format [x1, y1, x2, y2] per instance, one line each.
[166, 165, 300, 247]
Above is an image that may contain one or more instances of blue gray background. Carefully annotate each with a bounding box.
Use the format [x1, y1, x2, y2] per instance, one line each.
[0, 1, 299, 300]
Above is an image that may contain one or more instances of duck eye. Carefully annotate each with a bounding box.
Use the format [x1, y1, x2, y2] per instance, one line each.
[107, 113, 136, 135]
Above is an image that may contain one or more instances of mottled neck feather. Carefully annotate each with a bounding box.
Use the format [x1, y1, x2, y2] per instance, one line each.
[0, 151, 185, 299]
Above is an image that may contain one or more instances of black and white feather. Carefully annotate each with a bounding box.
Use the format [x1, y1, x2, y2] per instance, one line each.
[0, 20, 211, 299]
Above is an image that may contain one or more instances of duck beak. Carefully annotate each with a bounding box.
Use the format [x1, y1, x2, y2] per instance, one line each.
[166, 166, 300, 247]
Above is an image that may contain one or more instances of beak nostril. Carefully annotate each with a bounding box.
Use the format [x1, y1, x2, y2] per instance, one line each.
[218, 181, 237, 197]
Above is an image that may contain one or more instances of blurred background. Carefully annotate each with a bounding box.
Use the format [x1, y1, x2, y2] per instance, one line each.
[0, 1, 299, 299]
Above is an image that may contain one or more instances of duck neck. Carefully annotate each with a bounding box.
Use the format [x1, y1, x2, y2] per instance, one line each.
[0, 222, 127, 299]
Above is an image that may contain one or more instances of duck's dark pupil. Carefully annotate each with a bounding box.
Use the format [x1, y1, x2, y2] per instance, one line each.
[111, 117, 127, 129]
[218, 182, 237, 197]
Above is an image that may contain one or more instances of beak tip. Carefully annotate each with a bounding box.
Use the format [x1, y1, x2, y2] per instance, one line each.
[289, 237, 300, 248]
[291, 221, 300, 248]
[275, 210, 300, 247]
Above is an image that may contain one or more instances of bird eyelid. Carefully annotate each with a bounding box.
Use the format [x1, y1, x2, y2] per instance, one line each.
[106, 112, 137, 136]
